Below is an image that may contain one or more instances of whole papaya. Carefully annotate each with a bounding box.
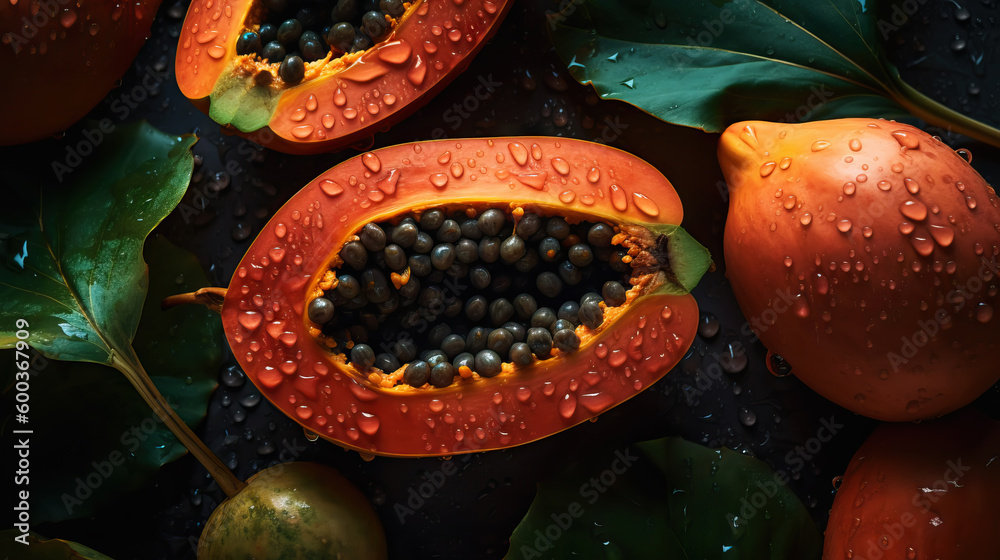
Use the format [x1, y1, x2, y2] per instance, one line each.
[718, 118, 1000, 421]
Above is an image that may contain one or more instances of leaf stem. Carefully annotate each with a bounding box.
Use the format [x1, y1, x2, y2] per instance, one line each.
[161, 287, 228, 313]
[886, 69, 1000, 149]
[111, 345, 245, 498]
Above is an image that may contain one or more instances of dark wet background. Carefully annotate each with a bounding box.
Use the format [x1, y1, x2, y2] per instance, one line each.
[20, 0, 1000, 558]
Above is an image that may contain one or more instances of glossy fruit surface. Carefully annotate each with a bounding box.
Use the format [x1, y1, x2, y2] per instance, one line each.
[176, 0, 512, 154]
[220, 137, 709, 457]
[197, 462, 387, 559]
[719, 118, 1000, 421]
[0, 0, 160, 145]
[822, 410, 1000, 560]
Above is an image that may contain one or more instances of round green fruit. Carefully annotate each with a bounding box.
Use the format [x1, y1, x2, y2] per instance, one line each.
[198, 462, 387, 559]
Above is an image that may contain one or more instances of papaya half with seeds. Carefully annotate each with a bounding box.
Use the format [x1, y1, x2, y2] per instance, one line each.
[220, 137, 711, 457]
[176, 0, 512, 154]
[0, 0, 161, 145]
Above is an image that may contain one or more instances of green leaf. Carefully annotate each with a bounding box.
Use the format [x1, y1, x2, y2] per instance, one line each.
[506, 437, 821, 560]
[0, 121, 196, 364]
[209, 71, 282, 132]
[2, 237, 221, 522]
[0, 530, 114, 559]
[547, 0, 1000, 147]
[549, 0, 902, 133]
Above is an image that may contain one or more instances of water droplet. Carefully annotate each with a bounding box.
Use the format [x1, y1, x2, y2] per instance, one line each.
[892, 130, 919, 149]
[928, 224, 954, 247]
[862, 226, 873, 238]
[357, 412, 380, 435]
[377, 39, 412, 64]
[800, 213, 812, 226]
[558, 190, 576, 204]
[904, 178, 920, 194]
[738, 407, 757, 427]
[783, 194, 797, 209]
[551, 157, 570, 175]
[343, 107, 358, 119]
[579, 391, 614, 413]
[429, 399, 444, 412]
[698, 313, 720, 338]
[587, 167, 600, 183]
[631, 193, 659, 217]
[778, 157, 792, 170]
[239, 311, 261, 330]
[810, 140, 830, 152]
[739, 125, 759, 148]
[59, 8, 76, 27]
[899, 221, 915, 235]
[910, 233, 934, 257]
[407, 55, 427, 86]
[207, 45, 226, 59]
[508, 142, 529, 166]
[609, 184, 628, 211]
[291, 125, 314, 139]
[362, 152, 381, 173]
[856, 174, 868, 183]
[661, 306, 673, 320]
[558, 393, 577, 419]
[899, 200, 928, 221]
[320, 179, 344, 197]
[877, 180, 891, 191]
[515, 387, 531, 402]
[530, 144, 543, 160]
[838, 219, 853, 233]
[430, 173, 449, 188]
[956, 148, 972, 163]
[966, 196, 978, 209]
[516, 172, 547, 190]
[766, 352, 792, 377]
[976, 303, 994, 323]
[759, 161, 776, 177]
[849, 138, 862, 151]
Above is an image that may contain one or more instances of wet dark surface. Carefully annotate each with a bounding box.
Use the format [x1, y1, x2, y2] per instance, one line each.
[11, 0, 1000, 558]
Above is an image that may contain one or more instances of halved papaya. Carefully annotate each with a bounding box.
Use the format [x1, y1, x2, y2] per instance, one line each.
[220, 137, 711, 456]
[176, 0, 512, 154]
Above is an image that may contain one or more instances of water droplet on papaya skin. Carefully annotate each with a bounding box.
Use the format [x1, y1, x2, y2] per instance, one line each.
[558, 393, 577, 419]
[632, 193, 659, 217]
[558, 190, 576, 204]
[849, 138, 862, 151]
[759, 161, 776, 177]
[810, 140, 830, 152]
[587, 167, 600, 183]
[891, 130, 920, 149]
[609, 184, 628, 211]
[899, 200, 928, 221]
[976, 303, 994, 323]
[739, 125, 759, 148]
[929, 224, 954, 247]
[508, 142, 529, 166]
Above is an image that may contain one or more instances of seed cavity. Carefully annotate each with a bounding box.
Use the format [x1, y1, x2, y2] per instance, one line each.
[307, 205, 649, 389]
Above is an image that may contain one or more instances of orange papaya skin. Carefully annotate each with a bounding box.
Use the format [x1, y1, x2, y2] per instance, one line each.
[176, 0, 512, 154]
[823, 411, 1000, 559]
[221, 137, 700, 457]
[0, 0, 161, 145]
[719, 118, 1000, 421]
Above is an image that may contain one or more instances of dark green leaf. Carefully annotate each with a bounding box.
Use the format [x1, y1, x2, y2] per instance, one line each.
[549, 0, 906, 132]
[0, 121, 196, 364]
[506, 437, 821, 560]
[2, 237, 221, 522]
[0, 530, 114, 559]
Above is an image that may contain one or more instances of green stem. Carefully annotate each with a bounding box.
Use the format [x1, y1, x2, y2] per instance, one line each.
[886, 69, 1000, 149]
[111, 345, 246, 498]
